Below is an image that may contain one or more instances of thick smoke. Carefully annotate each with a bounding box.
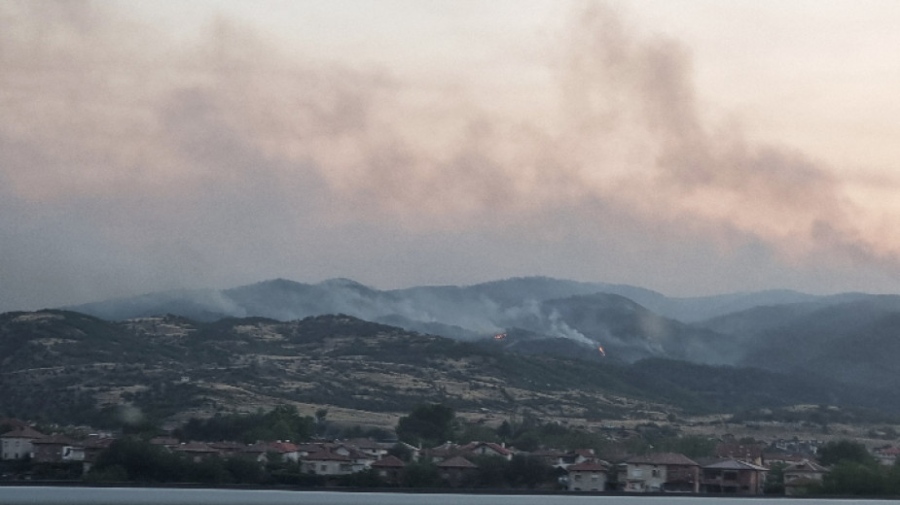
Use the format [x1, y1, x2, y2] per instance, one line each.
[1, 1, 898, 311]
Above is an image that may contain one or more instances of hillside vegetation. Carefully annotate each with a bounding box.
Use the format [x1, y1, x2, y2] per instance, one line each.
[2, 309, 898, 429]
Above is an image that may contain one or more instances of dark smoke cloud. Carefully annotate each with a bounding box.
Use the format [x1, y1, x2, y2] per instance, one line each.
[0, 0, 897, 311]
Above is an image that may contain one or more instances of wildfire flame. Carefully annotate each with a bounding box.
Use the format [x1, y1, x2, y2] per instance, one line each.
[597, 346, 606, 357]
[493, 333, 507, 340]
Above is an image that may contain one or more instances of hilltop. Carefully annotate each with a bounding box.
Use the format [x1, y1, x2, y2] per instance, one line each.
[2, 309, 898, 431]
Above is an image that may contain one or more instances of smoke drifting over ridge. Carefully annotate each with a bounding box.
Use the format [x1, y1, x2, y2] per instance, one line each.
[1, 1, 898, 311]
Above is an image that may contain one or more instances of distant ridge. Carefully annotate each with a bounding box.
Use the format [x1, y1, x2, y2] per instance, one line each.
[4, 309, 900, 427]
[64, 275, 890, 373]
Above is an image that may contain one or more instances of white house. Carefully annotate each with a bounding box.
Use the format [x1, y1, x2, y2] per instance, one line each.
[1, 426, 45, 460]
[624, 453, 700, 493]
[567, 461, 609, 492]
[301, 450, 354, 475]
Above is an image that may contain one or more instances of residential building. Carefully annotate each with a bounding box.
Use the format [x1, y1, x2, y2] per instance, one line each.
[370, 454, 405, 484]
[436, 456, 477, 486]
[1, 426, 45, 460]
[31, 435, 83, 463]
[173, 442, 219, 463]
[715, 442, 764, 466]
[624, 452, 700, 493]
[702, 459, 768, 495]
[567, 460, 609, 492]
[783, 459, 827, 496]
[302, 450, 354, 475]
[460, 441, 513, 460]
[268, 441, 300, 463]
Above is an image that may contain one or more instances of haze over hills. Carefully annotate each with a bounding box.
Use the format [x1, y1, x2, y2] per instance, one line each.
[66, 276, 869, 367]
[3, 275, 900, 427]
[69, 276, 823, 326]
[2, 309, 899, 429]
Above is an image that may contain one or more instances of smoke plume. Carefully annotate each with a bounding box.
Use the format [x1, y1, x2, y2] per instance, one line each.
[1, 1, 898, 311]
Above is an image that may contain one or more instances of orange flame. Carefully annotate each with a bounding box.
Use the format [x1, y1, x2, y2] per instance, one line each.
[597, 346, 606, 357]
[493, 333, 507, 340]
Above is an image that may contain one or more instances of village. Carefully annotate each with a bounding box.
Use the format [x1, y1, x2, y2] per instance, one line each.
[5, 409, 894, 496]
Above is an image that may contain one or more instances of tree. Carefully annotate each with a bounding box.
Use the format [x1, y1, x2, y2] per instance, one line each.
[402, 461, 443, 488]
[466, 455, 508, 488]
[822, 462, 887, 495]
[396, 403, 457, 446]
[818, 440, 876, 467]
[506, 455, 553, 489]
[91, 437, 187, 482]
[496, 420, 513, 441]
[224, 456, 263, 484]
[388, 442, 414, 462]
[315, 408, 329, 436]
[764, 462, 787, 495]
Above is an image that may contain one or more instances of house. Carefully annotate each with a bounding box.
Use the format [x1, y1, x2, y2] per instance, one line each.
[624, 453, 700, 493]
[436, 456, 477, 486]
[301, 450, 354, 476]
[343, 438, 391, 460]
[1, 426, 45, 460]
[173, 442, 220, 463]
[715, 442, 764, 466]
[566, 460, 609, 492]
[208, 441, 246, 458]
[874, 446, 900, 466]
[531, 448, 567, 468]
[242, 442, 269, 464]
[783, 459, 827, 496]
[268, 441, 300, 463]
[331, 444, 377, 472]
[423, 442, 457, 463]
[460, 441, 513, 460]
[80, 436, 115, 474]
[31, 435, 84, 463]
[702, 459, 768, 495]
[370, 455, 405, 484]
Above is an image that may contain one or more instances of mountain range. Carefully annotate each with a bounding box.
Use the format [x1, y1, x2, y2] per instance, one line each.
[3, 276, 899, 426]
[66, 276, 886, 374]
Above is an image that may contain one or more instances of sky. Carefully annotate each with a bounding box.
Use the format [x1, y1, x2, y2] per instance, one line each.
[2, 0, 900, 312]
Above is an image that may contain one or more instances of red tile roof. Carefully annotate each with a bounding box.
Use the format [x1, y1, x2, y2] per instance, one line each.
[268, 442, 299, 453]
[704, 459, 768, 471]
[437, 456, 478, 469]
[461, 441, 512, 456]
[0, 426, 46, 440]
[304, 450, 352, 462]
[785, 460, 827, 473]
[567, 461, 609, 472]
[627, 452, 699, 466]
[174, 442, 218, 454]
[31, 435, 74, 445]
[371, 455, 406, 468]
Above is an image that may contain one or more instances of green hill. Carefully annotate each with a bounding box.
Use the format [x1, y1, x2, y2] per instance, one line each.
[1, 310, 898, 429]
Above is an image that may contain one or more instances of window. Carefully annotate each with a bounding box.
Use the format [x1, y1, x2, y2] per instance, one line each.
[632, 468, 643, 477]
[651, 468, 660, 477]
[320, 464, 327, 472]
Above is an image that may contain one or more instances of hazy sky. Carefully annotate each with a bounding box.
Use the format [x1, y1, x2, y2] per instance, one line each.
[3, 0, 900, 311]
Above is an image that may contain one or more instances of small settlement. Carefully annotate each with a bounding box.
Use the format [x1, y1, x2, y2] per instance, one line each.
[0, 416, 844, 495]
